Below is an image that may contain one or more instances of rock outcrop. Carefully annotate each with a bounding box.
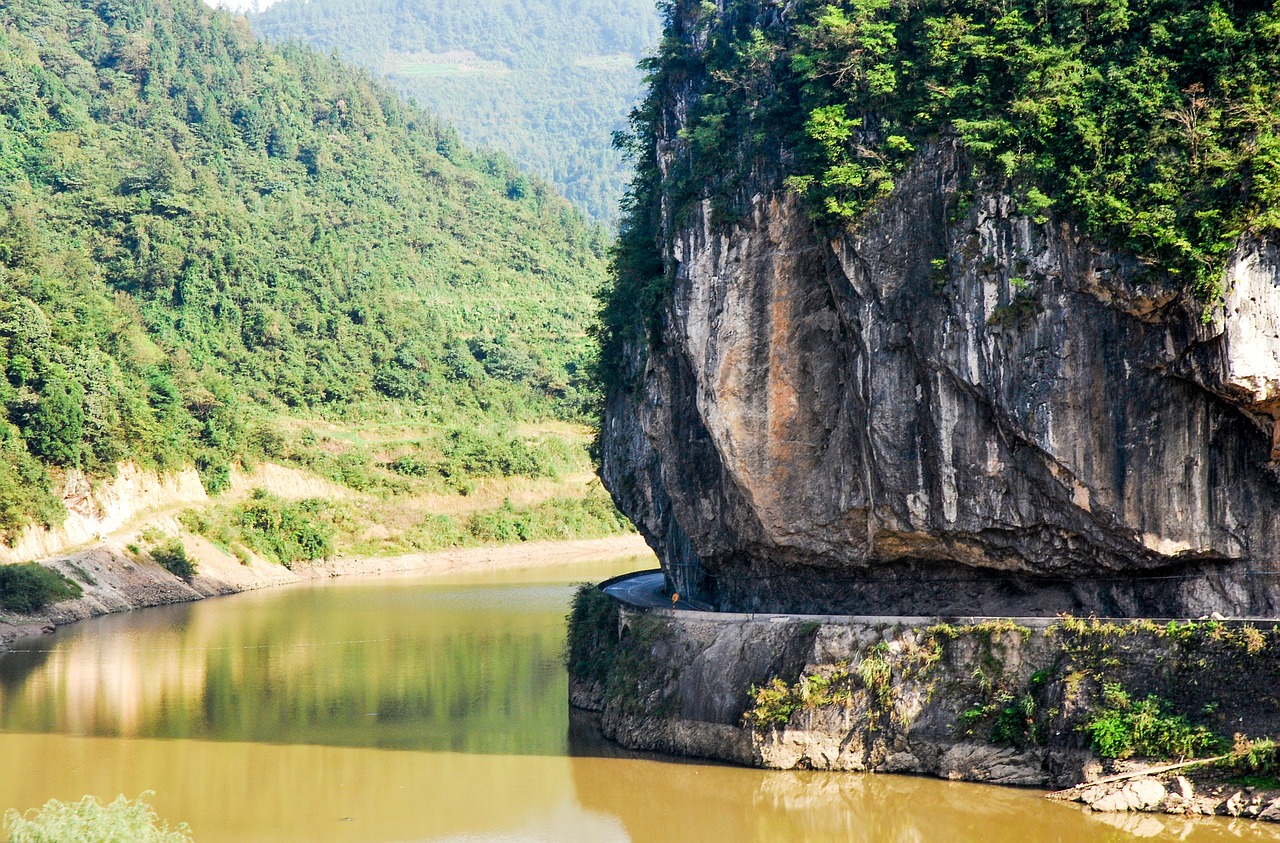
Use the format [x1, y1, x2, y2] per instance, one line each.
[601, 43, 1280, 617]
[568, 590, 1280, 802]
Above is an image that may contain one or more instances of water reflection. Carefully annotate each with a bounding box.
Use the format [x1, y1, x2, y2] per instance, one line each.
[0, 577, 575, 753]
[2, 558, 1279, 842]
[566, 715, 1278, 843]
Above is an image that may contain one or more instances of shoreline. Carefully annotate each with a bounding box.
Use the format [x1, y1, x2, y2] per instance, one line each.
[0, 533, 653, 653]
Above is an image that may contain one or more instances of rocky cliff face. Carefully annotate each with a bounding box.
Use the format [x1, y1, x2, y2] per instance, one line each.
[602, 60, 1280, 616]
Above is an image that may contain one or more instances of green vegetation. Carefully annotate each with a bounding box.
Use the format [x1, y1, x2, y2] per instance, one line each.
[1220, 736, 1280, 786]
[566, 585, 677, 716]
[0, 562, 81, 614]
[926, 619, 1032, 642]
[184, 482, 631, 564]
[956, 669, 1049, 749]
[604, 0, 1280, 378]
[1081, 682, 1223, 760]
[565, 583, 622, 684]
[252, 0, 662, 224]
[744, 655, 896, 730]
[744, 677, 807, 727]
[3, 794, 191, 843]
[779, 0, 1280, 307]
[150, 539, 197, 580]
[857, 643, 893, 712]
[234, 490, 335, 567]
[0, 0, 613, 544]
[463, 492, 633, 544]
[737, 620, 1262, 759]
[1051, 614, 1272, 655]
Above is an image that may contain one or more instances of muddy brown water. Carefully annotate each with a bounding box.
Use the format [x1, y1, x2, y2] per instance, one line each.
[1, 558, 1277, 842]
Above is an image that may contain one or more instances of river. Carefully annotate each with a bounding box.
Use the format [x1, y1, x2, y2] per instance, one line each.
[0, 557, 1275, 842]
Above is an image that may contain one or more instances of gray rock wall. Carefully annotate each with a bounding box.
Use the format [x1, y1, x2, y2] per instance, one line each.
[570, 599, 1280, 788]
[603, 126, 1280, 615]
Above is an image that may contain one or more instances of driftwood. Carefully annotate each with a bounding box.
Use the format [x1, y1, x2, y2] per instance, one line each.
[1046, 754, 1231, 800]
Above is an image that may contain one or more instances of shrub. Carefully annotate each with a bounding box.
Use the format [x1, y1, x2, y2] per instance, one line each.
[3, 793, 192, 842]
[745, 678, 803, 728]
[150, 539, 196, 580]
[0, 563, 82, 613]
[990, 692, 1039, 747]
[564, 584, 621, 683]
[1082, 683, 1224, 760]
[235, 489, 334, 566]
[437, 427, 554, 480]
[1221, 735, 1280, 777]
[387, 454, 433, 477]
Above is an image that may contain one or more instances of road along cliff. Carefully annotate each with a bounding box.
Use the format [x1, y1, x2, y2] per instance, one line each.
[598, 0, 1280, 618]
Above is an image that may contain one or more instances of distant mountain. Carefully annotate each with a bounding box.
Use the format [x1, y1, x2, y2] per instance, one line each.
[0, 0, 608, 539]
[251, 0, 662, 225]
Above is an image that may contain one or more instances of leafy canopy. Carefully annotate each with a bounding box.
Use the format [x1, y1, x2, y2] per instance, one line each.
[605, 0, 1280, 358]
[252, 0, 663, 224]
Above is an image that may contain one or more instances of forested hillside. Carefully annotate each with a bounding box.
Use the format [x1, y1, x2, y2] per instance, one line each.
[251, 0, 661, 224]
[0, 0, 612, 542]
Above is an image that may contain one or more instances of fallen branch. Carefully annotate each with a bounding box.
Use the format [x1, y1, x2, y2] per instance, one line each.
[1046, 754, 1230, 800]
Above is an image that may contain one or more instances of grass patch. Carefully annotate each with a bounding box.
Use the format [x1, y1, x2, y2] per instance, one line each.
[280, 424, 590, 498]
[0, 563, 82, 614]
[182, 481, 634, 563]
[463, 491, 633, 543]
[393, 486, 634, 553]
[744, 652, 900, 731]
[3, 793, 191, 842]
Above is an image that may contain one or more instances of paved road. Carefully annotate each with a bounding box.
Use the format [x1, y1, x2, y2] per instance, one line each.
[600, 570, 1272, 627]
[603, 571, 678, 609]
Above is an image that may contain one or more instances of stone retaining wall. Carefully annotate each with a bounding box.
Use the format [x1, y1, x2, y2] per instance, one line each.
[568, 587, 1280, 822]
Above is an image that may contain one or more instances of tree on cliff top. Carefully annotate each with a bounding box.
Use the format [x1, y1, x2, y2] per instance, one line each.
[605, 0, 1280, 347]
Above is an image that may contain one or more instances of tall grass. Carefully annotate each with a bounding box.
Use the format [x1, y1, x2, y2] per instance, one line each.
[3, 794, 192, 842]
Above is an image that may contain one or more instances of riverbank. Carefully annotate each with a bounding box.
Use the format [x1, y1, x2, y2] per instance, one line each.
[567, 581, 1280, 825]
[0, 533, 653, 653]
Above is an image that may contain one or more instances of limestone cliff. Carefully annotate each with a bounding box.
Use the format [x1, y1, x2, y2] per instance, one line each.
[601, 6, 1280, 617]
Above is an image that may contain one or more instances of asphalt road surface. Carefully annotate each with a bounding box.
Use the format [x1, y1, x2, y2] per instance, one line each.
[602, 571, 677, 609]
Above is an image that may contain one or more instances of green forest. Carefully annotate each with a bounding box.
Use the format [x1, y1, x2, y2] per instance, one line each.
[0, 0, 617, 543]
[604, 0, 1280, 372]
[251, 0, 662, 224]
